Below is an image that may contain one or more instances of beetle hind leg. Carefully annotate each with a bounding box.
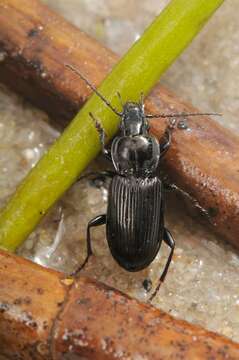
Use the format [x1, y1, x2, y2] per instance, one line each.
[71, 214, 106, 277]
[148, 228, 175, 302]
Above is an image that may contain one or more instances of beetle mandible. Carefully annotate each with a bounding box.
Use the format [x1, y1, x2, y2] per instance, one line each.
[66, 64, 220, 301]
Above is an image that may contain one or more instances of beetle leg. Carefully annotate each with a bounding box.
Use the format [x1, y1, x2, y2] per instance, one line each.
[164, 182, 211, 221]
[89, 112, 112, 161]
[71, 214, 106, 277]
[148, 228, 175, 302]
[159, 126, 172, 158]
[77, 170, 115, 183]
[159, 128, 171, 157]
[159, 119, 180, 158]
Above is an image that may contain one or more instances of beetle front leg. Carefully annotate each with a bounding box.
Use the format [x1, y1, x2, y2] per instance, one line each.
[71, 214, 106, 277]
[89, 112, 112, 161]
[148, 228, 175, 302]
[159, 120, 176, 158]
[159, 128, 171, 158]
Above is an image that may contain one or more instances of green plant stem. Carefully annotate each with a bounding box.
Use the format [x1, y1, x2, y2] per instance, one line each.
[0, 0, 224, 251]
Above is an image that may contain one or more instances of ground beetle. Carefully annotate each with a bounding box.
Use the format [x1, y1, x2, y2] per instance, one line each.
[66, 64, 220, 301]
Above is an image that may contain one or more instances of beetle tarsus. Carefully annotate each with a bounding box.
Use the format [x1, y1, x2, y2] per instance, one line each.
[70, 254, 91, 277]
[148, 228, 175, 302]
[160, 127, 172, 158]
[89, 112, 112, 160]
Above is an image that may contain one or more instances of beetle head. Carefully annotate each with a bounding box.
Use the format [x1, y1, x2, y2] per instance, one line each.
[120, 102, 149, 136]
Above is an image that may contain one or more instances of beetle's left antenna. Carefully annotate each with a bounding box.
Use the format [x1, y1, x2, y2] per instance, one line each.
[65, 64, 122, 116]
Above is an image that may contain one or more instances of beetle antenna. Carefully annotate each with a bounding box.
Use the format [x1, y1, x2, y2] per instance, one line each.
[140, 92, 144, 110]
[145, 112, 222, 119]
[65, 64, 122, 116]
[117, 91, 124, 109]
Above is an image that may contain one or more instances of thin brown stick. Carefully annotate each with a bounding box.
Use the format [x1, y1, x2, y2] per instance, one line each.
[0, 0, 239, 247]
[0, 249, 239, 359]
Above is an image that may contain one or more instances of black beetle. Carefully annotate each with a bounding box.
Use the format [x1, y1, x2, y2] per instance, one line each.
[66, 64, 220, 301]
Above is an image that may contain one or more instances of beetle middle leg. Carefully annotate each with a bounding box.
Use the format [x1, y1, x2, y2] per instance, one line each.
[77, 170, 115, 184]
[71, 214, 106, 276]
[164, 182, 212, 222]
[148, 228, 175, 302]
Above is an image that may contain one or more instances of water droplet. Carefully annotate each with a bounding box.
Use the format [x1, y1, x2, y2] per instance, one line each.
[0, 51, 7, 62]
[177, 119, 189, 130]
[41, 72, 47, 79]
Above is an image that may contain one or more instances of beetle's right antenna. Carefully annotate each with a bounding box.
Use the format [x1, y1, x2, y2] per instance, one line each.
[65, 64, 122, 116]
[145, 111, 222, 118]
